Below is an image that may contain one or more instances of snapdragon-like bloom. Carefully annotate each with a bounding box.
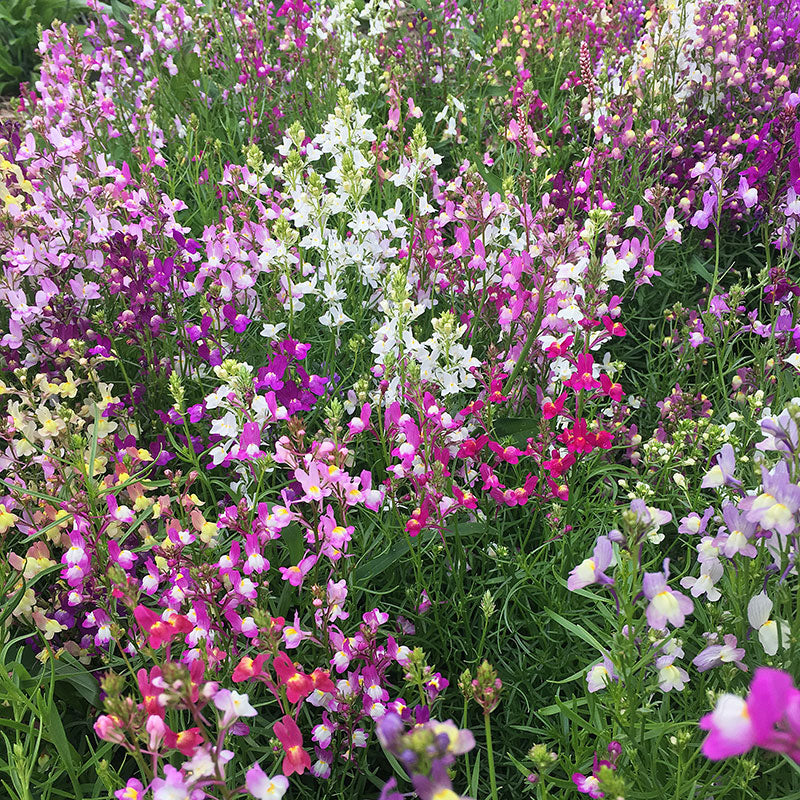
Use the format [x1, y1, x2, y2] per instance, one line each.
[246, 763, 289, 799]
[115, 779, 144, 800]
[273, 714, 311, 776]
[567, 535, 614, 591]
[151, 765, 191, 800]
[213, 689, 257, 727]
[133, 605, 193, 650]
[701, 668, 800, 763]
[693, 634, 747, 673]
[586, 654, 618, 693]
[642, 565, 693, 630]
[747, 593, 790, 656]
[745, 462, 800, 536]
[701, 443, 741, 489]
[273, 652, 314, 703]
[714, 503, 757, 559]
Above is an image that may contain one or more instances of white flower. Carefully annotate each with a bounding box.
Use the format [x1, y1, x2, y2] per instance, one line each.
[747, 593, 790, 655]
[260, 323, 286, 339]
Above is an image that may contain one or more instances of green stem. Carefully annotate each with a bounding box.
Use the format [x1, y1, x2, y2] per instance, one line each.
[484, 712, 498, 800]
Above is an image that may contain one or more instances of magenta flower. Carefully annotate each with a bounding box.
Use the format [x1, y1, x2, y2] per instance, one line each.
[572, 754, 614, 798]
[701, 668, 800, 763]
[566, 353, 601, 392]
[642, 564, 694, 629]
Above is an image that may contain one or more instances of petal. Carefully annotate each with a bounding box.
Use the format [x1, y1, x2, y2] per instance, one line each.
[747, 593, 773, 629]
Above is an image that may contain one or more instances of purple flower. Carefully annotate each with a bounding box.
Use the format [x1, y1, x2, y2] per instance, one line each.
[744, 462, 800, 535]
[643, 563, 694, 629]
[701, 443, 741, 490]
[677, 507, 713, 535]
[693, 634, 747, 673]
[567, 535, 614, 591]
[713, 503, 757, 558]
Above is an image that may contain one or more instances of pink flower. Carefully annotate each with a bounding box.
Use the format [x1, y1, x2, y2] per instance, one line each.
[133, 605, 193, 649]
[295, 464, 330, 503]
[151, 765, 190, 800]
[700, 668, 800, 762]
[566, 353, 601, 392]
[274, 715, 311, 776]
[246, 763, 289, 799]
[115, 778, 144, 800]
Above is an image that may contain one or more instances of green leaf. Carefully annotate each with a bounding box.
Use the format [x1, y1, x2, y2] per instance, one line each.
[43, 701, 82, 799]
[354, 538, 408, 583]
[545, 609, 606, 654]
[689, 256, 714, 284]
[281, 522, 304, 565]
[492, 416, 538, 441]
[51, 652, 100, 707]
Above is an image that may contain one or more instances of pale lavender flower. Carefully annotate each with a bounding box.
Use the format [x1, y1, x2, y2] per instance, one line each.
[756, 407, 800, 455]
[714, 503, 758, 559]
[680, 559, 723, 600]
[744, 462, 800, 536]
[567, 535, 614, 591]
[643, 562, 694, 629]
[696, 535, 721, 564]
[630, 499, 672, 543]
[658, 662, 690, 692]
[678, 507, 713, 536]
[693, 634, 747, 673]
[701, 443, 741, 490]
[586, 653, 618, 693]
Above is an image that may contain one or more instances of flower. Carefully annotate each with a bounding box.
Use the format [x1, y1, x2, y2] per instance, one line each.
[747, 593, 790, 656]
[657, 663, 689, 692]
[245, 763, 289, 799]
[273, 652, 314, 703]
[586, 654, 618, 693]
[213, 689, 258, 727]
[700, 693, 756, 760]
[133, 605, 193, 650]
[642, 564, 693, 629]
[273, 714, 311, 776]
[692, 634, 747, 673]
[566, 353, 601, 392]
[151, 765, 191, 800]
[745, 462, 800, 535]
[700, 668, 800, 762]
[232, 653, 271, 683]
[115, 779, 144, 800]
[700, 443, 741, 489]
[567, 535, 614, 591]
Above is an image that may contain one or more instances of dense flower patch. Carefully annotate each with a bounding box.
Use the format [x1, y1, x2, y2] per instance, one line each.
[0, 0, 799, 797]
